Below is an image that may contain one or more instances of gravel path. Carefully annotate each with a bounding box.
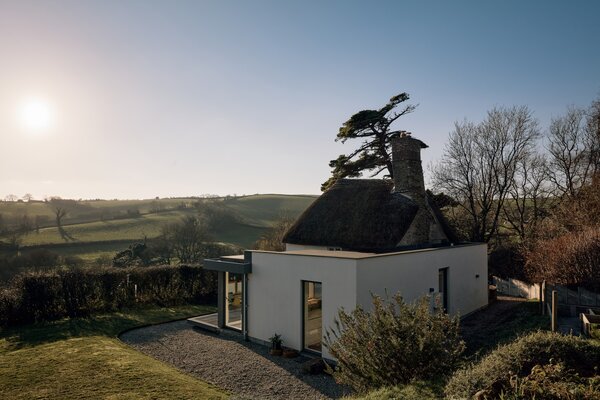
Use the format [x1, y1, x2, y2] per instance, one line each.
[120, 320, 348, 400]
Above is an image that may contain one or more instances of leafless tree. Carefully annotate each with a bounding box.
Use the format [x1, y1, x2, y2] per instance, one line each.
[253, 214, 295, 251]
[4, 194, 17, 202]
[432, 106, 540, 243]
[159, 216, 211, 264]
[502, 153, 552, 243]
[547, 105, 600, 197]
[22, 193, 34, 202]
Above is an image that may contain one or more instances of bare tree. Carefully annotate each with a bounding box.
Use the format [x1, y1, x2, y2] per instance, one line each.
[586, 97, 600, 176]
[4, 194, 17, 202]
[22, 193, 34, 202]
[159, 216, 211, 264]
[548, 107, 592, 197]
[502, 153, 552, 242]
[432, 106, 540, 242]
[253, 214, 295, 251]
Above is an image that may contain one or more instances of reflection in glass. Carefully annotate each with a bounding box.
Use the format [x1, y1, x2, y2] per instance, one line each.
[303, 281, 322, 352]
[226, 272, 243, 330]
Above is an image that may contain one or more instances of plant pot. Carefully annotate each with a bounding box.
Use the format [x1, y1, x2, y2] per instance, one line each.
[270, 349, 283, 356]
[282, 349, 299, 358]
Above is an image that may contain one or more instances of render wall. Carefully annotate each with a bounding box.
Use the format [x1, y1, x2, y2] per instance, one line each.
[356, 244, 488, 316]
[248, 252, 357, 359]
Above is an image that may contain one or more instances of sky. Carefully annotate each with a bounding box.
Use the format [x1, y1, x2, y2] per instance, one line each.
[1, 0, 599, 200]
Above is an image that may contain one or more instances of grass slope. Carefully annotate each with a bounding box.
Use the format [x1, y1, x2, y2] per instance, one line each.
[0, 304, 226, 399]
[2, 194, 316, 260]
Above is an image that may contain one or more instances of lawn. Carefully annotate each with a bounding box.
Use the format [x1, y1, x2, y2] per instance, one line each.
[0, 304, 227, 399]
[460, 297, 549, 357]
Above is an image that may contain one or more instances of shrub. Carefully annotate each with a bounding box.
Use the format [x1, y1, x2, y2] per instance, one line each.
[0, 265, 217, 327]
[347, 382, 440, 400]
[325, 293, 464, 394]
[503, 361, 600, 400]
[445, 331, 600, 399]
[525, 227, 600, 291]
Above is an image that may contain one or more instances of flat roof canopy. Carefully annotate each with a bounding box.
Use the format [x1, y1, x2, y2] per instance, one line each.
[203, 254, 252, 274]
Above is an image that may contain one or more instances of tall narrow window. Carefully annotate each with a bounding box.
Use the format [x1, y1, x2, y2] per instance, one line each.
[303, 281, 322, 353]
[226, 272, 243, 330]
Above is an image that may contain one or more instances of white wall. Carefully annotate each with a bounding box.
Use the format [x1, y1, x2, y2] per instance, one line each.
[248, 251, 357, 359]
[356, 244, 488, 317]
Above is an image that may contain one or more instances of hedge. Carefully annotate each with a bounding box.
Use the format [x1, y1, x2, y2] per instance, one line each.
[0, 265, 217, 327]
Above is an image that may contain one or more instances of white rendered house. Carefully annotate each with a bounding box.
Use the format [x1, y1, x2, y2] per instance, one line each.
[197, 135, 488, 360]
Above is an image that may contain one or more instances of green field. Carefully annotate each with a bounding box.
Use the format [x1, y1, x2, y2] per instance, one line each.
[1, 194, 315, 262]
[0, 304, 226, 399]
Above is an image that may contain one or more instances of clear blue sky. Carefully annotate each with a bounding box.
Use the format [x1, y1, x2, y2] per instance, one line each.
[1, 0, 599, 199]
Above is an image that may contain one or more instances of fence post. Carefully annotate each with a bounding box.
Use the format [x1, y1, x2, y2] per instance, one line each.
[539, 281, 544, 314]
[541, 280, 546, 315]
[551, 290, 558, 332]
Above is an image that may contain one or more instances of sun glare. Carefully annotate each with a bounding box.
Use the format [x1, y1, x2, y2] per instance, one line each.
[18, 97, 54, 134]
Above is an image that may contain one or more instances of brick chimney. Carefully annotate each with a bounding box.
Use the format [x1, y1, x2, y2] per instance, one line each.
[391, 133, 433, 246]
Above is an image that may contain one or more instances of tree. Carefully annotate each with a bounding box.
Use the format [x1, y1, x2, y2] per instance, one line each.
[253, 214, 295, 251]
[321, 93, 416, 191]
[22, 193, 33, 202]
[432, 106, 540, 243]
[547, 106, 598, 198]
[160, 216, 212, 264]
[502, 153, 552, 243]
[47, 197, 78, 241]
[4, 194, 17, 202]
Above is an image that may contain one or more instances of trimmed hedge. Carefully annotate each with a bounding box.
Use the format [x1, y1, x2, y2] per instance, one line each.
[0, 265, 216, 327]
[445, 331, 600, 399]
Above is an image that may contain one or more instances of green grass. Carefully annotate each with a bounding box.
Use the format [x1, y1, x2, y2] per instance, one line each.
[461, 301, 550, 358]
[0, 304, 227, 399]
[1, 194, 316, 261]
[222, 194, 315, 227]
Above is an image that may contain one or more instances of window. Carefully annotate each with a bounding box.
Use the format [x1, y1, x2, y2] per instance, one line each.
[303, 281, 322, 352]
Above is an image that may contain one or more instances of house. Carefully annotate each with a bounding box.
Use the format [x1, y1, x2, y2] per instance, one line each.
[195, 135, 488, 360]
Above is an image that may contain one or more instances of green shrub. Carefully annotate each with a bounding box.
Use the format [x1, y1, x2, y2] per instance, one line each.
[445, 331, 600, 399]
[0, 265, 217, 327]
[325, 293, 464, 394]
[346, 382, 440, 400]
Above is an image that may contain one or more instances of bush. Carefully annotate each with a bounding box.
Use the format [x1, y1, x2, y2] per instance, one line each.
[525, 227, 600, 291]
[347, 382, 440, 400]
[325, 293, 464, 394]
[0, 265, 217, 327]
[445, 331, 600, 399]
[503, 361, 600, 400]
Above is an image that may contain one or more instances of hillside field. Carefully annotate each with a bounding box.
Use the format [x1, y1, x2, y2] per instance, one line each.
[0, 194, 315, 263]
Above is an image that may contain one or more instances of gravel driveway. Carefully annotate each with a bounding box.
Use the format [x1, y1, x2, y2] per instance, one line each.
[120, 320, 348, 400]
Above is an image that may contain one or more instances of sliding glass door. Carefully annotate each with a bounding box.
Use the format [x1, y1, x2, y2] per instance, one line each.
[303, 281, 322, 353]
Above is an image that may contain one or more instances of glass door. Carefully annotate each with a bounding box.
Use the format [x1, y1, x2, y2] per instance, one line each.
[226, 272, 243, 330]
[303, 281, 322, 352]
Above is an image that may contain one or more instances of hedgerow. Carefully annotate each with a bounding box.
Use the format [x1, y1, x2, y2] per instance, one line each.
[0, 265, 216, 327]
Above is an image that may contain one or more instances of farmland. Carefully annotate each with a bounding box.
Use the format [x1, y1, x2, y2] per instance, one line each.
[0, 194, 315, 263]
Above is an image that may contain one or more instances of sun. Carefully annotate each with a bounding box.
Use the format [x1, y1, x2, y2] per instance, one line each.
[18, 97, 54, 133]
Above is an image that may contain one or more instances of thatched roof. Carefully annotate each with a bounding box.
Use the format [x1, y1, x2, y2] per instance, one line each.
[282, 179, 419, 252]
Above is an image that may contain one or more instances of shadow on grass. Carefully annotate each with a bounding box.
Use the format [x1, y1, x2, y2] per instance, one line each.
[461, 299, 550, 359]
[0, 304, 216, 352]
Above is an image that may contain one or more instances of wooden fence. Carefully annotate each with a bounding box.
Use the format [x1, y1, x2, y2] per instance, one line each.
[492, 276, 540, 299]
[493, 276, 600, 318]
